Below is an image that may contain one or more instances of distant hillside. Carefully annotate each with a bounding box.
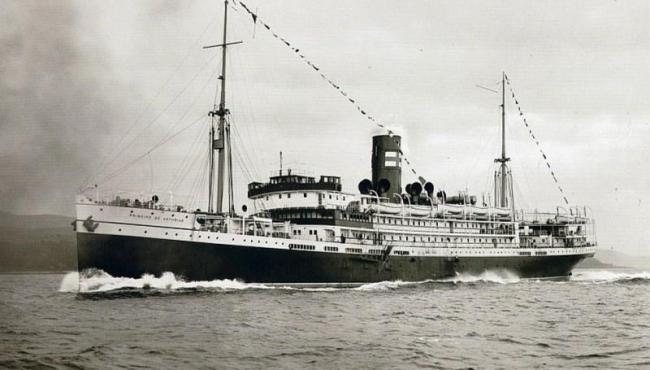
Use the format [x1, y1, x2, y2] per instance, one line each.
[591, 248, 650, 270]
[575, 257, 616, 269]
[0, 211, 76, 272]
[0, 211, 73, 229]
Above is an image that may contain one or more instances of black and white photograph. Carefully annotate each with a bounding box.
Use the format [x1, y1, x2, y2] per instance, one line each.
[1, 0, 648, 368]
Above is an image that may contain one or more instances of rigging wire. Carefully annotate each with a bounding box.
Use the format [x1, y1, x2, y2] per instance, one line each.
[158, 67, 220, 144]
[504, 75, 570, 205]
[226, 47, 265, 180]
[166, 122, 208, 192]
[95, 115, 208, 186]
[231, 123, 261, 180]
[84, 13, 219, 189]
[87, 52, 220, 187]
[96, 64, 219, 190]
[187, 151, 210, 211]
[234, 1, 427, 182]
[508, 111, 538, 208]
[230, 122, 271, 211]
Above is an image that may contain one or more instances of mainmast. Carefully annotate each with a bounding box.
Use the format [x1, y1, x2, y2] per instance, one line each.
[206, 0, 240, 215]
[495, 72, 511, 208]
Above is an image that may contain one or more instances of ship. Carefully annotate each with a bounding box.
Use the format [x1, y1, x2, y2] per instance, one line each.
[75, 1, 596, 283]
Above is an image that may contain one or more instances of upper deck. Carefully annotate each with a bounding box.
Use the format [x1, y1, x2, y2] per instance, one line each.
[248, 171, 341, 198]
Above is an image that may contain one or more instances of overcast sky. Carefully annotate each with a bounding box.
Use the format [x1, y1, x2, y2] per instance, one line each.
[1, 0, 649, 256]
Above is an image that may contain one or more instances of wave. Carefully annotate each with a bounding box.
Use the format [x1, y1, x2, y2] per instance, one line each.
[65, 267, 625, 295]
[58, 269, 525, 295]
[442, 269, 521, 284]
[354, 280, 424, 291]
[59, 270, 425, 294]
[58, 270, 273, 293]
[570, 269, 650, 284]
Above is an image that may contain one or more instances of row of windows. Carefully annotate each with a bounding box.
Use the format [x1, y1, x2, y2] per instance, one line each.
[293, 229, 319, 236]
[345, 248, 362, 254]
[324, 246, 339, 252]
[321, 194, 345, 201]
[394, 250, 410, 256]
[376, 217, 511, 230]
[281, 212, 333, 220]
[289, 243, 315, 251]
[341, 213, 371, 222]
[342, 231, 513, 244]
[265, 193, 346, 201]
[382, 235, 513, 244]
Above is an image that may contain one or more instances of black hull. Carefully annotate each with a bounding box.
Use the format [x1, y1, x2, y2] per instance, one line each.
[77, 233, 589, 283]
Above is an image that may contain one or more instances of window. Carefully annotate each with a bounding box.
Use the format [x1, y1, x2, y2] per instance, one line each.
[329, 194, 332, 199]
[279, 194, 282, 199]
[385, 151, 398, 158]
[304, 193, 307, 198]
[287, 193, 291, 198]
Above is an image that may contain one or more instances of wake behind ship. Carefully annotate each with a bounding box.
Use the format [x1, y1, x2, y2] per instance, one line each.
[75, 1, 596, 283]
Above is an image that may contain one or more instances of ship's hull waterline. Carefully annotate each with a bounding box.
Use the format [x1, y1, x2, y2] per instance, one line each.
[77, 233, 592, 283]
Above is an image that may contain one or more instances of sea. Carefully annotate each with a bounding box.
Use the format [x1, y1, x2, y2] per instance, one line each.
[1, 269, 648, 369]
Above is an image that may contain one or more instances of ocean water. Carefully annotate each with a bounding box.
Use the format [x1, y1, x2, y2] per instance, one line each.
[1, 270, 648, 369]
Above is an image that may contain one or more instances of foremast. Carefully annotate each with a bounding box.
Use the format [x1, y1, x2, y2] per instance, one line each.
[207, 0, 237, 215]
[494, 72, 515, 214]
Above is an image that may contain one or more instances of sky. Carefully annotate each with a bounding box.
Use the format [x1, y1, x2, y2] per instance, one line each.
[1, 0, 649, 256]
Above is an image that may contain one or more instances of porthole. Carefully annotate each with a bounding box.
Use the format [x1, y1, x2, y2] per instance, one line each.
[118, 228, 122, 232]
[144, 230, 147, 234]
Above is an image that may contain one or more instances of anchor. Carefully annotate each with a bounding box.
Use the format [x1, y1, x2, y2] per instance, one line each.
[82, 216, 99, 232]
